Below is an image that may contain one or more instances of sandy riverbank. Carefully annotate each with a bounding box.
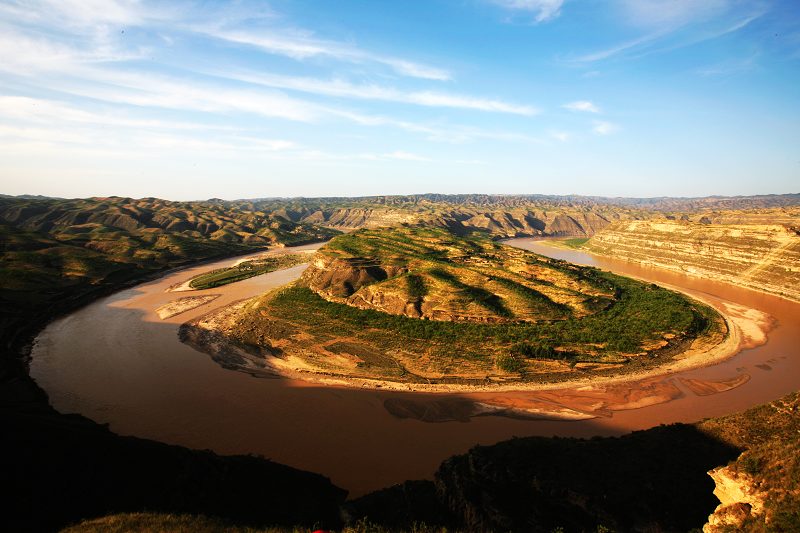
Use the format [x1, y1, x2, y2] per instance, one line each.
[167, 249, 317, 293]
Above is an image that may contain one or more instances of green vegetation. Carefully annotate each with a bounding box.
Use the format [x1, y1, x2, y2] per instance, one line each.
[406, 274, 427, 299]
[561, 237, 589, 249]
[221, 226, 723, 382]
[189, 254, 310, 289]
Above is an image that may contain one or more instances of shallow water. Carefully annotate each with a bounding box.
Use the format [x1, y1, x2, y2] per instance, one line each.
[30, 239, 800, 496]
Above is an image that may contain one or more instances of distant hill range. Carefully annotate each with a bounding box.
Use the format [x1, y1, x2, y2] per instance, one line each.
[233, 192, 800, 211]
[1, 193, 798, 246]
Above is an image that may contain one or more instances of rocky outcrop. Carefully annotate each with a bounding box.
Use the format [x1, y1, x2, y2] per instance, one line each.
[588, 220, 800, 302]
[704, 465, 766, 532]
[300, 254, 408, 300]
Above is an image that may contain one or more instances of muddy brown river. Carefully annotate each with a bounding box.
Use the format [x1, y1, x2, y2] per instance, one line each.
[30, 240, 800, 497]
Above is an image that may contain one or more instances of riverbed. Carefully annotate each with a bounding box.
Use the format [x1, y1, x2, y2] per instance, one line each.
[30, 240, 800, 496]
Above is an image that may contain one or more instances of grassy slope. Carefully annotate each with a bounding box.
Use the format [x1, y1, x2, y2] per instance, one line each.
[224, 227, 720, 382]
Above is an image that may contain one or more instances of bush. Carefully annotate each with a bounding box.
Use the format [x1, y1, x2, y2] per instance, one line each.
[495, 353, 524, 373]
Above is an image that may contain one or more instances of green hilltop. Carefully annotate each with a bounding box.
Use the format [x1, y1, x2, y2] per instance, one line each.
[214, 226, 723, 384]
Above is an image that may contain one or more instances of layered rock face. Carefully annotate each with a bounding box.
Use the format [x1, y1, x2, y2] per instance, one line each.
[301, 255, 409, 303]
[588, 220, 800, 302]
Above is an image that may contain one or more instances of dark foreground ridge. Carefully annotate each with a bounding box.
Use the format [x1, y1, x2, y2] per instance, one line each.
[3, 407, 346, 532]
[346, 425, 739, 532]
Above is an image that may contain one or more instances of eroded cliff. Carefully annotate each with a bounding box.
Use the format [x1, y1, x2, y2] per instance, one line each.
[587, 218, 800, 302]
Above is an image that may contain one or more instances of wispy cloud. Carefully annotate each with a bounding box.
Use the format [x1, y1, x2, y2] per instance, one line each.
[568, 2, 766, 64]
[592, 120, 619, 135]
[216, 71, 538, 115]
[3, 0, 453, 82]
[569, 31, 666, 63]
[204, 29, 451, 81]
[327, 109, 546, 144]
[0, 96, 239, 132]
[489, 0, 564, 23]
[563, 100, 600, 113]
[0, 122, 298, 156]
[695, 52, 759, 77]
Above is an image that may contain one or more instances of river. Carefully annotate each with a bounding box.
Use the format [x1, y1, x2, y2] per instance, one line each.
[30, 240, 800, 497]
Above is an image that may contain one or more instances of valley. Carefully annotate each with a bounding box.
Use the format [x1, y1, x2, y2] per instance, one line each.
[3, 193, 798, 531]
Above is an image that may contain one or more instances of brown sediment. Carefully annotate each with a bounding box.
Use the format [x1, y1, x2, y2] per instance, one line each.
[155, 295, 220, 319]
[680, 374, 752, 396]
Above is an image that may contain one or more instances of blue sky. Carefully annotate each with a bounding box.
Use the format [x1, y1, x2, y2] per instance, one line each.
[0, 0, 798, 200]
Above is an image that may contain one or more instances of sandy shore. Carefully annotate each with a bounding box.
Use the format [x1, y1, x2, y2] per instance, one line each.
[156, 295, 220, 319]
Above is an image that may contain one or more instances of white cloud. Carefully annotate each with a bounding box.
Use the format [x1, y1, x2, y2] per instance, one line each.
[215, 71, 538, 115]
[563, 100, 601, 113]
[205, 29, 451, 81]
[326, 109, 545, 144]
[405, 91, 537, 115]
[60, 70, 321, 122]
[0, 0, 148, 28]
[0, 31, 321, 122]
[569, 2, 765, 63]
[0, 96, 240, 132]
[3, 1, 453, 82]
[550, 131, 570, 142]
[490, 0, 564, 23]
[570, 31, 665, 63]
[592, 121, 619, 135]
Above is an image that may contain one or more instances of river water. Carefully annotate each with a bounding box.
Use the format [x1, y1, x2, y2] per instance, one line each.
[30, 240, 800, 496]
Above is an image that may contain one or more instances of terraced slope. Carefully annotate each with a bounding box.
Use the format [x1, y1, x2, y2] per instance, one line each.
[184, 227, 723, 385]
[587, 218, 800, 302]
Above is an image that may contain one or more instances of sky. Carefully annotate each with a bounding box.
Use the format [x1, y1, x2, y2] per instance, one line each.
[0, 0, 799, 200]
